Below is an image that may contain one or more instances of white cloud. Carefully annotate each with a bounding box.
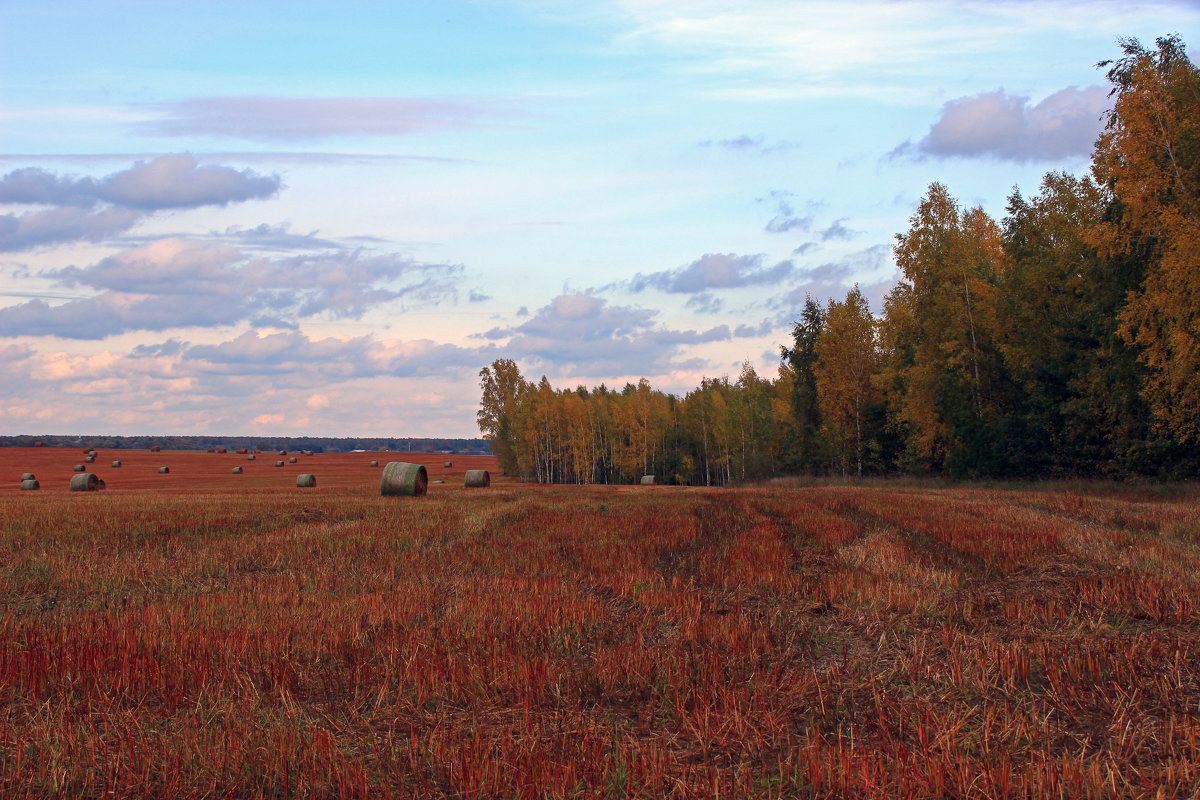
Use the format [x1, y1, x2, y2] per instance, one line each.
[895, 86, 1110, 162]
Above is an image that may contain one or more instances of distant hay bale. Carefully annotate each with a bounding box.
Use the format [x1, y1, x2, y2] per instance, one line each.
[431, 479, 445, 484]
[640, 475, 656, 485]
[247, 455, 256, 461]
[21, 472, 35, 481]
[444, 461, 453, 468]
[84, 455, 95, 463]
[275, 460, 285, 467]
[206, 448, 215, 453]
[73, 464, 85, 472]
[217, 448, 227, 454]
[69, 473, 99, 492]
[288, 457, 297, 463]
[232, 466, 243, 474]
[158, 466, 169, 474]
[302, 450, 313, 456]
[296, 473, 316, 488]
[370, 460, 379, 467]
[236, 449, 247, 455]
[381, 462, 427, 497]
[34, 442, 44, 448]
[20, 479, 39, 491]
[150, 446, 160, 452]
[278, 450, 287, 455]
[464, 469, 491, 488]
[111, 460, 122, 468]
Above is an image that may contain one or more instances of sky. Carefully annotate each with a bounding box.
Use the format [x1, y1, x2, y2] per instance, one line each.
[2, 0, 1197, 438]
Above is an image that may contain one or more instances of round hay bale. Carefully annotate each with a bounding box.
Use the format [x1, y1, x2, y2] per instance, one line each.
[97, 479, 106, 490]
[20, 479, 39, 491]
[20, 472, 35, 481]
[84, 455, 95, 463]
[247, 455, 256, 461]
[69, 473, 99, 492]
[34, 441, 44, 448]
[640, 475, 656, 485]
[150, 445, 161, 452]
[111, 460, 122, 468]
[444, 461, 453, 468]
[464, 469, 491, 488]
[288, 457, 297, 463]
[381, 462, 427, 497]
[278, 450, 287, 456]
[73, 464, 85, 472]
[296, 473, 316, 488]
[370, 460, 379, 467]
[232, 466, 243, 474]
[274, 460, 285, 467]
[217, 448, 228, 454]
[431, 479, 445, 484]
[157, 466, 169, 474]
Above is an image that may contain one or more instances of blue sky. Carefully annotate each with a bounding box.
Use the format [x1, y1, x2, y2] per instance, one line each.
[2, 0, 1196, 437]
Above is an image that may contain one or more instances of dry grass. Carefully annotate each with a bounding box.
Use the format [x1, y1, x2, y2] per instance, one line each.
[0, 449, 1198, 797]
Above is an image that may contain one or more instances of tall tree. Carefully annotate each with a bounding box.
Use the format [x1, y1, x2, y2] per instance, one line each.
[477, 359, 528, 475]
[1095, 35, 1200, 443]
[881, 183, 1005, 472]
[779, 296, 827, 471]
[816, 287, 880, 477]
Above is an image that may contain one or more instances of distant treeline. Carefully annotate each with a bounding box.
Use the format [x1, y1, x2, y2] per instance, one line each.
[0, 435, 491, 455]
[477, 37, 1200, 483]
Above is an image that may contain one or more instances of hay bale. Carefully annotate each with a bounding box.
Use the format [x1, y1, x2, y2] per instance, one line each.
[158, 466, 169, 474]
[464, 469, 491, 488]
[381, 462, 427, 497]
[21, 472, 35, 481]
[97, 479, 106, 490]
[217, 448, 227, 454]
[278, 450, 287, 455]
[20, 479, 39, 491]
[69, 473, 99, 492]
[370, 460, 379, 467]
[288, 457, 297, 463]
[34, 442, 44, 448]
[84, 455, 95, 463]
[150, 445, 161, 452]
[296, 473, 316, 488]
[232, 466, 243, 474]
[431, 479, 445, 484]
[111, 460, 122, 468]
[640, 475, 656, 485]
[73, 464, 85, 472]
[247, 455, 256, 461]
[444, 461, 453, 468]
[274, 460, 285, 467]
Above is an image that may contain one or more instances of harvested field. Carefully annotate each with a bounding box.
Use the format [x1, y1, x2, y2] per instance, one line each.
[0, 447, 1198, 797]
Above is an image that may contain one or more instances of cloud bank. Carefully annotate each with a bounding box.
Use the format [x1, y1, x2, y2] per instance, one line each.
[0, 154, 281, 251]
[0, 239, 462, 339]
[137, 97, 505, 141]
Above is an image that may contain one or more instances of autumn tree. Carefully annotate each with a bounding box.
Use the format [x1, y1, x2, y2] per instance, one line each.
[815, 287, 880, 477]
[880, 183, 1006, 473]
[1095, 35, 1200, 443]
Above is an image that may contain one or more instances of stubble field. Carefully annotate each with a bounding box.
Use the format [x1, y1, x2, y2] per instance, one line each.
[2, 447, 1199, 798]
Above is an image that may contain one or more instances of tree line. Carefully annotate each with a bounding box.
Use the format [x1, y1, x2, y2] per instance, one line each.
[478, 36, 1200, 482]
